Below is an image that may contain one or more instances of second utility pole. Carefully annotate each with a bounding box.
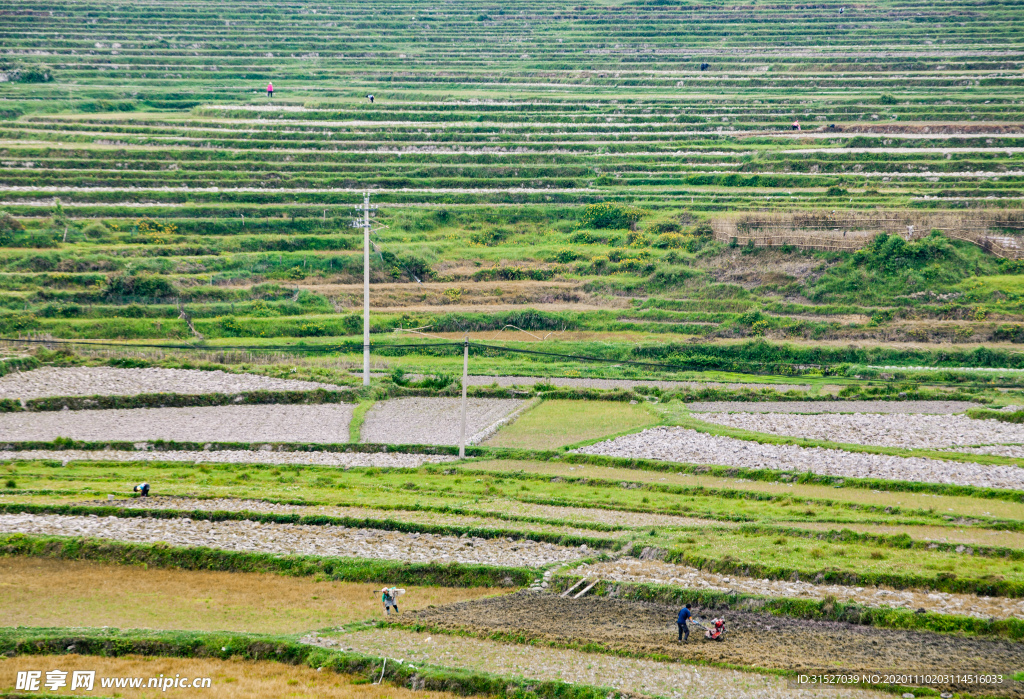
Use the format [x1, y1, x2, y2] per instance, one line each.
[362, 192, 371, 386]
[459, 335, 469, 459]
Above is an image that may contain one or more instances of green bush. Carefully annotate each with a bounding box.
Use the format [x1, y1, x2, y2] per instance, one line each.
[580, 203, 649, 230]
[220, 316, 243, 335]
[104, 274, 177, 300]
[297, 321, 328, 337]
[81, 221, 109, 239]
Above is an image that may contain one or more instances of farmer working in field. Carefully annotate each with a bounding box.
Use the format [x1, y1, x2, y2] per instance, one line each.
[380, 586, 404, 615]
[133, 482, 150, 497]
[267, 82, 274, 98]
[677, 603, 692, 642]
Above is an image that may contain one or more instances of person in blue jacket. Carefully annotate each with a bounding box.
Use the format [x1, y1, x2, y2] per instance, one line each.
[677, 603, 692, 642]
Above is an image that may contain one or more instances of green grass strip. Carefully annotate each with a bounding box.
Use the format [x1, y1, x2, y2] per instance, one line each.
[968, 408, 1024, 425]
[0, 627, 627, 699]
[349, 399, 375, 443]
[0, 533, 534, 588]
[621, 541, 1024, 598]
[736, 523, 1024, 561]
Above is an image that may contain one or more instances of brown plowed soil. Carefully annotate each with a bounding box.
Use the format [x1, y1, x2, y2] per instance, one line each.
[411, 592, 1024, 697]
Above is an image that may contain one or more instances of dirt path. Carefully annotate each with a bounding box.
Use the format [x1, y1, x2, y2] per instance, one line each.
[409, 592, 1024, 697]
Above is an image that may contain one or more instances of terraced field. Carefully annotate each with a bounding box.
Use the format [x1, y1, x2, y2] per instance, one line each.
[3, 1, 1024, 698]
[0, 0, 1023, 358]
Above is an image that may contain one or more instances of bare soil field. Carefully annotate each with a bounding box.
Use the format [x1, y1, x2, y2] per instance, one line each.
[411, 593, 1024, 696]
[0, 654, 466, 699]
[360, 398, 525, 445]
[0, 557, 503, 634]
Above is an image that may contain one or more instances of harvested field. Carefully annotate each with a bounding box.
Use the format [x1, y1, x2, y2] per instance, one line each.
[0, 557, 503, 633]
[574, 427, 1024, 490]
[572, 559, 1024, 620]
[696, 412, 1024, 449]
[0, 513, 586, 568]
[484, 399, 659, 450]
[408, 593, 1024, 695]
[0, 448, 455, 468]
[0, 366, 340, 400]
[360, 398, 525, 446]
[686, 401, 977, 414]
[0, 654, 466, 699]
[310, 627, 886, 699]
[0, 404, 354, 444]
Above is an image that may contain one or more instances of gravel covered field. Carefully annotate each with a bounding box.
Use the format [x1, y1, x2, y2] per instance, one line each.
[686, 401, 976, 414]
[573, 559, 1024, 620]
[0, 513, 587, 568]
[308, 627, 883, 699]
[360, 398, 525, 445]
[0, 404, 354, 443]
[0, 448, 453, 469]
[695, 412, 1024, 449]
[72, 497, 620, 541]
[0, 366, 340, 399]
[574, 427, 1024, 490]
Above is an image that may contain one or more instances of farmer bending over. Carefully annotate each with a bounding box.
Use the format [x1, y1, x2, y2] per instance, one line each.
[381, 586, 404, 615]
[133, 482, 150, 497]
[677, 603, 692, 642]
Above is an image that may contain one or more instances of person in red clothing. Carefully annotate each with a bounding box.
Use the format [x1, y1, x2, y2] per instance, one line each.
[267, 82, 274, 98]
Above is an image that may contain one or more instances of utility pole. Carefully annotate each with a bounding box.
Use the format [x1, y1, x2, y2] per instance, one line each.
[459, 335, 469, 459]
[351, 192, 381, 387]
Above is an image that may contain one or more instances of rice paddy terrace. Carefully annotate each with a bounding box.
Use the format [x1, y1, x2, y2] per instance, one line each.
[2, 0, 1024, 365]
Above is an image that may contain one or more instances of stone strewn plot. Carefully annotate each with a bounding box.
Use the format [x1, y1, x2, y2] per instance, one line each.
[574, 559, 1024, 621]
[0, 513, 586, 568]
[0, 449, 453, 469]
[0, 367, 340, 400]
[685, 401, 977, 414]
[70, 497, 618, 540]
[0, 404, 354, 444]
[360, 398, 525, 446]
[694, 412, 1024, 449]
[573, 427, 1024, 490]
